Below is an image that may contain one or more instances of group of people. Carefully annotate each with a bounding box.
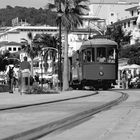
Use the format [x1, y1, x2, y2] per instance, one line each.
[97, 54, 115, 63]
[121, 70, 140, 89]
[6, 56, 57, 93]
[6, 56, 33, 93]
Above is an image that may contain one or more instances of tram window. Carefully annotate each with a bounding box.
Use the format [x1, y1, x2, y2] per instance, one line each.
[83, 49, 94, 62]
[87, 50, 92, 62]
[108, 48, 115, 63]
[96, 47, 106, 63]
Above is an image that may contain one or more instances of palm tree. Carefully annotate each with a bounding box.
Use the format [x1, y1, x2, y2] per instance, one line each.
[47, 0, 89, 91]
[35, 33, 58, 74]
[21, 32, 41, 76]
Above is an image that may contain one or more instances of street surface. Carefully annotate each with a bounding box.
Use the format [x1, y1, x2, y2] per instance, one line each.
[0, 90, 120, 139]
[40, 89, 140, 140]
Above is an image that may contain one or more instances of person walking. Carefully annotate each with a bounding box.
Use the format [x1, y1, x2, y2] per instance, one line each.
[19, 56, 31, 94]
[20, 56, 31, 71]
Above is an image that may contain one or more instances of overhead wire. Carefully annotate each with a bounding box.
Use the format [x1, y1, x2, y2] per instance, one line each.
[94, 0, 104, 17]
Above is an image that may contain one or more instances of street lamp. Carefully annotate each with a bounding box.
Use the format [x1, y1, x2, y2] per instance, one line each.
[41, 52, 43, 89]
[57, 1, 63, 90]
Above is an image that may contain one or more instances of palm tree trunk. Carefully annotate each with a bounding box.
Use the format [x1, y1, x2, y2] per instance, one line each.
[31, 58, 33, 76]
[63, 30, 69, 91]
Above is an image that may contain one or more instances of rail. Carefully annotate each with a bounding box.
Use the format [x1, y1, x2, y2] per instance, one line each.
[1, 91, 128, 140]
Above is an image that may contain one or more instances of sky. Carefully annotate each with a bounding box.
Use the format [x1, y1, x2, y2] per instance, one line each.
[0, 0, 140, 19]
[0, 0, 51, 9]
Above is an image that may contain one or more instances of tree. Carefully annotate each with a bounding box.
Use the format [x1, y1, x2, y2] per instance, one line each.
[120, 43, 140, 65]
[0, 6, 57, 26]
[48, 0, 89, 91]
[0, 50, 11, 71]
[105, 24, 127, 56]
[34, 33, 58, 73]
[21, 32, 41, 76]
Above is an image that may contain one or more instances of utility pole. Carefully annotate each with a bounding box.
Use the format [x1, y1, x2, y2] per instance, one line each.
[57, 0, 63, 91]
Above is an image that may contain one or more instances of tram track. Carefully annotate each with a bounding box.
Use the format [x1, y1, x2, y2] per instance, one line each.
[0, 92, 98, 111]
[1, 91, 128, 140]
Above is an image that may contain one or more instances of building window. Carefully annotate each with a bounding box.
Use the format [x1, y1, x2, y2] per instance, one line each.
[13, 47, 16, 51]
[138, 11, 139, 15]
[83, 48, 94, 62]
[131, 10, 134, 16]
[128, 21, 130, 27]
[8, 47, 12, 51]
[111, 13, 114, 16]
[124, 22, 126, 28]
[133, 20, 136, 25]
[18, 47, 21, 51]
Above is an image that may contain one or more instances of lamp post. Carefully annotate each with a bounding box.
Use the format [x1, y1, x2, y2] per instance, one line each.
[57, 0, 63, 90]
[41, 52, 43, 89]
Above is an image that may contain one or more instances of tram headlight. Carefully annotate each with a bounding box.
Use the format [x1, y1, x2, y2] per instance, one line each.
[99, 71, 104, 76]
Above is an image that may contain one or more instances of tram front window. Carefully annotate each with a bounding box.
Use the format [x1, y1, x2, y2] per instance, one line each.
[83, 49, 94, 62]
[97, 47, 106, 63]
[108, 48, 115, 63]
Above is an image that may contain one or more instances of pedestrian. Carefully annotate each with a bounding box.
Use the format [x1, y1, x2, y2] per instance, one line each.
[52, 74, 58, 90]
[34, 72, 40, 84]
[127, 70, 132, 88]
[20, 56, 31, 71]
[121, 70, 128, 89]
[7, 66, 15, 93]
[19, 56, 31, 94]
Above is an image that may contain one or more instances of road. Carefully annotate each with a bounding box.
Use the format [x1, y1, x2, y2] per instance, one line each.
[0, 90, 120, 139]
[39, 89, 140, 140]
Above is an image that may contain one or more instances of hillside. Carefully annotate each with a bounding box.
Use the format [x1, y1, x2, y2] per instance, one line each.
[0, 5, 57, 26]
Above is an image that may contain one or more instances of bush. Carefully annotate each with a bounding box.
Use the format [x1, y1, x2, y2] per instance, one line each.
[29, 83, 59, 94]
[0, 84, 9, 92]
[29, 83, 43, 94]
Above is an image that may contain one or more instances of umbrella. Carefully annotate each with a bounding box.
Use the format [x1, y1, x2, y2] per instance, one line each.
[119, 64, 140, 70]
[128, 64, 140, 69]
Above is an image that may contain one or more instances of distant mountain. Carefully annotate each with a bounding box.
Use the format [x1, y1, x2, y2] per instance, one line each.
[0, 5, 57, 26]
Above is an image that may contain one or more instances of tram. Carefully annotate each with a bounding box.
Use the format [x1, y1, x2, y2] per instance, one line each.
[70, 38, 118, 90]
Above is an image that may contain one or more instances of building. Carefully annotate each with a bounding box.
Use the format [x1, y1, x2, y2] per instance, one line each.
[112, 5, 140, 44]
[0, 15, 106, 76]
[0, 41, 21, 54]
[0, 26, 58, 43]
[121, 6, 138, 33]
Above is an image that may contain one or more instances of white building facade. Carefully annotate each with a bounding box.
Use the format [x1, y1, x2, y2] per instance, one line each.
[0, 16, 106, 75]
[113, 5, 140, 44]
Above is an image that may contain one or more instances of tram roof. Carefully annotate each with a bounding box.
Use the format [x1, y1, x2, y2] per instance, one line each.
[80, 38, 118, 50]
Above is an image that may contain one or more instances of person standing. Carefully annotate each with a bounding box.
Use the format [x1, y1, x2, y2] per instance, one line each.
[34, 72, 39, 84]
[121, 70, 128, 89]
[127, 70, 132, 88]
[7, 66, 15, 93]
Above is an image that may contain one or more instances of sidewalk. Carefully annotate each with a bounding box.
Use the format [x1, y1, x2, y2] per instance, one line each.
[0, 89, 97, 110]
